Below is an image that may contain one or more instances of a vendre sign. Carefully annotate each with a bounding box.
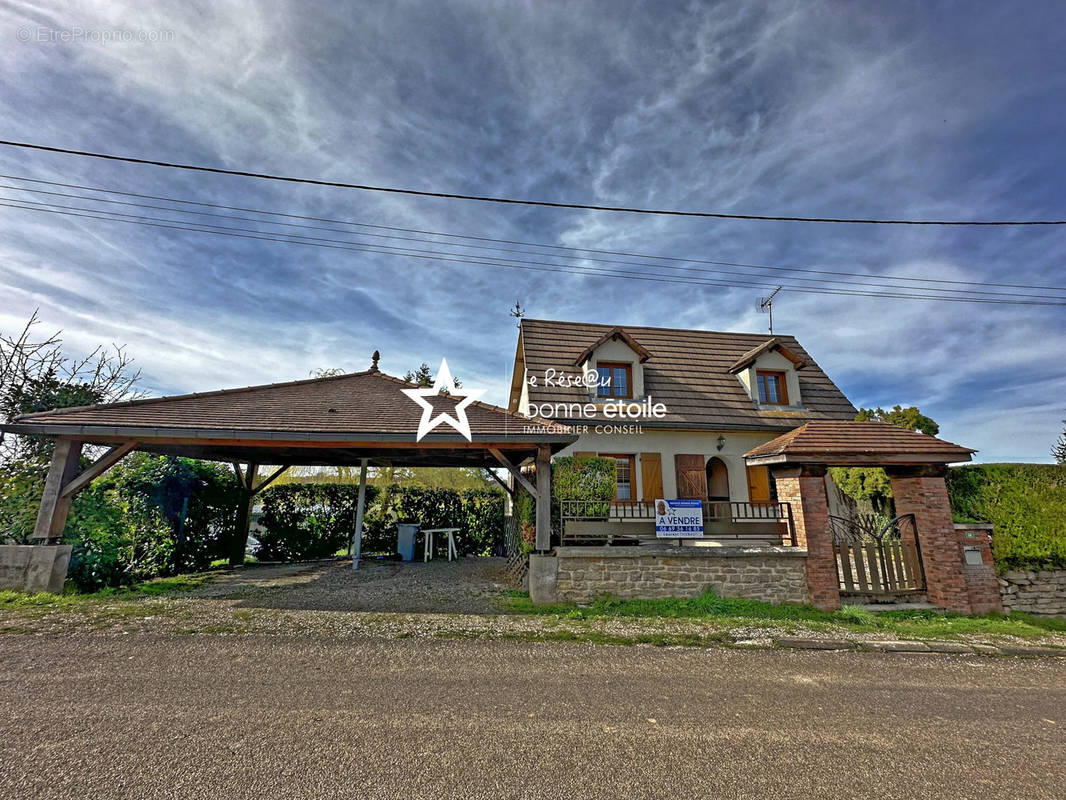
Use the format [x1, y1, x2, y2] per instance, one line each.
[654, 499, 704, 538]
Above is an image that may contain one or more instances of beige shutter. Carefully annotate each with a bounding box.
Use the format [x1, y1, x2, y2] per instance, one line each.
[674, 454, 707, 499]
[639, 452, 663, 506]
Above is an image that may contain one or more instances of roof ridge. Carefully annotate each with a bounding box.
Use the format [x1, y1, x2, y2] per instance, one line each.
[521, 317, 796, 339]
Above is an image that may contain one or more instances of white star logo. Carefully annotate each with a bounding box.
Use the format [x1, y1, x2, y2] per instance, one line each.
[402, 358, 486, 442]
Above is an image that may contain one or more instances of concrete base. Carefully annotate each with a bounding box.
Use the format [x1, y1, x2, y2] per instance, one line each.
[0, 545, 73, 593]
[528, 554, 559, 605]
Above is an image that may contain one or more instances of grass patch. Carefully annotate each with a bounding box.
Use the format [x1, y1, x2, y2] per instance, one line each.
[0, 571, 217, 615]
[503, 589, 1066, 641]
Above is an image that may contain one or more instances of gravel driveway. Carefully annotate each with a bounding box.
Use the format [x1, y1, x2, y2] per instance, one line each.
[192, 557, 518, 615]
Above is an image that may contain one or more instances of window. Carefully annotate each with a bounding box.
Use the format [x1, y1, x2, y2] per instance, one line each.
[756, 370, 789, 405]
[596, 362, 633, 399]
[601, 453, 636, 502]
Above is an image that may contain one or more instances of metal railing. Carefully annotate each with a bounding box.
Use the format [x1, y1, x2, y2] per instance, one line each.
[560, 499, 797, 546]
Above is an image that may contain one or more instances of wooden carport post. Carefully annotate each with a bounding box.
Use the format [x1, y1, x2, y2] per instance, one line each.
[31, 438, 83, 542]
[230, 463, 290, 566]
[489, 446, 551, 551]
[535, 444, 551, 551]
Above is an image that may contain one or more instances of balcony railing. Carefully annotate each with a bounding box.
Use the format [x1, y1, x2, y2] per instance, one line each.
[560, 499, 797, 546]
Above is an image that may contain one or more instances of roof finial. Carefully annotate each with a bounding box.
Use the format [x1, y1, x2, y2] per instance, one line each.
[371, 350, 380, 371]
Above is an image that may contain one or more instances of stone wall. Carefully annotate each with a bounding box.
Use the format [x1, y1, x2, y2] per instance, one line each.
[548, 545, 808, 605]
[998, 569, 1066, 616]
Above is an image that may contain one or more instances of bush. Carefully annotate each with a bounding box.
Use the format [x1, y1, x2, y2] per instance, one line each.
[947, 464, 1066, 571]
[64, 483, 175, 591]
[0, 452, 238, 592]
[255, 483, 378, 561]
[255, 484, 506, 560]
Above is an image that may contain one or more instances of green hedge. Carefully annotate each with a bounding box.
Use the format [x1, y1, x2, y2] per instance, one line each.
[0, 452, 238, 592]
[255, 484, 506, 560]
[947, 464, 1066, 571]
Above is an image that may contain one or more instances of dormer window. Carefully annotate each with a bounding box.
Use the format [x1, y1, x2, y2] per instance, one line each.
[756, 370, 789, 405]
[596, 362, 633, 399]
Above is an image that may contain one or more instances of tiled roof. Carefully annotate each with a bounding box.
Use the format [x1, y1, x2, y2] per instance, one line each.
[728, 337, 807, 374]
[516, 319, 855, 430]
[744, 421, 974, 464]
[12, 369, 562, 440]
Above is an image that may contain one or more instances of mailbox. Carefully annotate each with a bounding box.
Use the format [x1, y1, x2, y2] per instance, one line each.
[963, 545, 984, 566]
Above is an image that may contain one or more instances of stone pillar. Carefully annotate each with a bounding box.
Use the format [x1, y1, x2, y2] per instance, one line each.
[771, 464, 839, 610]
[887, 466, 987, 614]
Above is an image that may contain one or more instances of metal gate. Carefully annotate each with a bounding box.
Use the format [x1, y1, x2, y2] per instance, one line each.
[502, 514, 528, 587]
[830, 514, 926, 596]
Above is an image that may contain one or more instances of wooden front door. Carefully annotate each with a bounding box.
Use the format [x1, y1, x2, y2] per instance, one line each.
[675, 454, 707, 499]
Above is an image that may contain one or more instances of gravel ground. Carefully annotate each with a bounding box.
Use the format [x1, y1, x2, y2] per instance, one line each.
[2, 559, 1064, 651]
[198, 557, 518, 614]
[1, 633, 1064, 800]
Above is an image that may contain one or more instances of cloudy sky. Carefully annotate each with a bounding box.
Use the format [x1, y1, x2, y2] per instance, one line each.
[1, 1, 1065, 461]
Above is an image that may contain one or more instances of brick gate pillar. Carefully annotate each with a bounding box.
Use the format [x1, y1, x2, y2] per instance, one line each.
[887, 466, 1000, 614]
[772, 465, 839, 610]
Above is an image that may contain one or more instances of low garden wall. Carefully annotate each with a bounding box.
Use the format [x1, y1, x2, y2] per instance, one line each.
[530, 545, 808, 605]
[998, 569, 1066, 616]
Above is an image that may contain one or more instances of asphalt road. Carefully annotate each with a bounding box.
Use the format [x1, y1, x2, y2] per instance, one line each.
[1, 634, 1063, 799]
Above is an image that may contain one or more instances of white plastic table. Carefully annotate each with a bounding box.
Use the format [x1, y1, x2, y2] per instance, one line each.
[421, 528, 459, 562]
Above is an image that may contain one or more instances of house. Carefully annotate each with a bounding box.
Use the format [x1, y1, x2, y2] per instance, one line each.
[2, 318, 1002, 615]
[507, 319, 1001, 616]
[507, 319, 856, 544]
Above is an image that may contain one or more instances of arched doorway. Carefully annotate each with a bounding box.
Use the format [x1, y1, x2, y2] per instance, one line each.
[705, 457, 730, 501]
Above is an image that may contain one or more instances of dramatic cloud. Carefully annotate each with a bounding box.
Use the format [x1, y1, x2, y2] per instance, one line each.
[1, 0, 1064, 460]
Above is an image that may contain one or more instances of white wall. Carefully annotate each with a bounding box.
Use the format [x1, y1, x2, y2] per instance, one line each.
[556, 428, 778, 503]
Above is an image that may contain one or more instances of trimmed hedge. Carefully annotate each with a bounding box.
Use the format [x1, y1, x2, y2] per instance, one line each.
[947, 464, 1066, 571]
[255, 484, 506, 560]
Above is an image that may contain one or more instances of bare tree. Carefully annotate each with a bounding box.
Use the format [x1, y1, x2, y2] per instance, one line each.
[1, 310, 142, 462]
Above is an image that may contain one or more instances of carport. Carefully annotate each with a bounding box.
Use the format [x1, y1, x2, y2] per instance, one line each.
[1, 362, 576, 589]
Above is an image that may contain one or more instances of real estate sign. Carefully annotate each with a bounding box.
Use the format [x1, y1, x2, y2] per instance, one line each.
[654, 499, 704, 538]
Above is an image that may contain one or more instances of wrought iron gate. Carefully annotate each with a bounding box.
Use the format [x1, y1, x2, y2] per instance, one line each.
[502, 514, 528, 587]
[830, 514, 926, 596]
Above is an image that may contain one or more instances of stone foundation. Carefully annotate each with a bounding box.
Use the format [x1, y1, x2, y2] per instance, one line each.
[0, 544, 72, 593]
[998, 569, 1066, 616]
[537, 545, 808, 605]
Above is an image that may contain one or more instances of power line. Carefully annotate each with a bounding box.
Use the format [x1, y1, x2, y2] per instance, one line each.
[2, 139, 1064, 226]
[2, 191, 1056, 300]
[4, 199, 1064, 306]
[5, 173, 1064, 294]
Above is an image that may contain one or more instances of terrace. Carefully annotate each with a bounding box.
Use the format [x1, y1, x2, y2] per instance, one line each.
[559, 499, 796, 546]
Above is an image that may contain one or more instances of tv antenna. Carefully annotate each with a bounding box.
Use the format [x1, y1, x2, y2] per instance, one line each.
[756, 286, 782, 334]
[509, 300, 525, 328]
